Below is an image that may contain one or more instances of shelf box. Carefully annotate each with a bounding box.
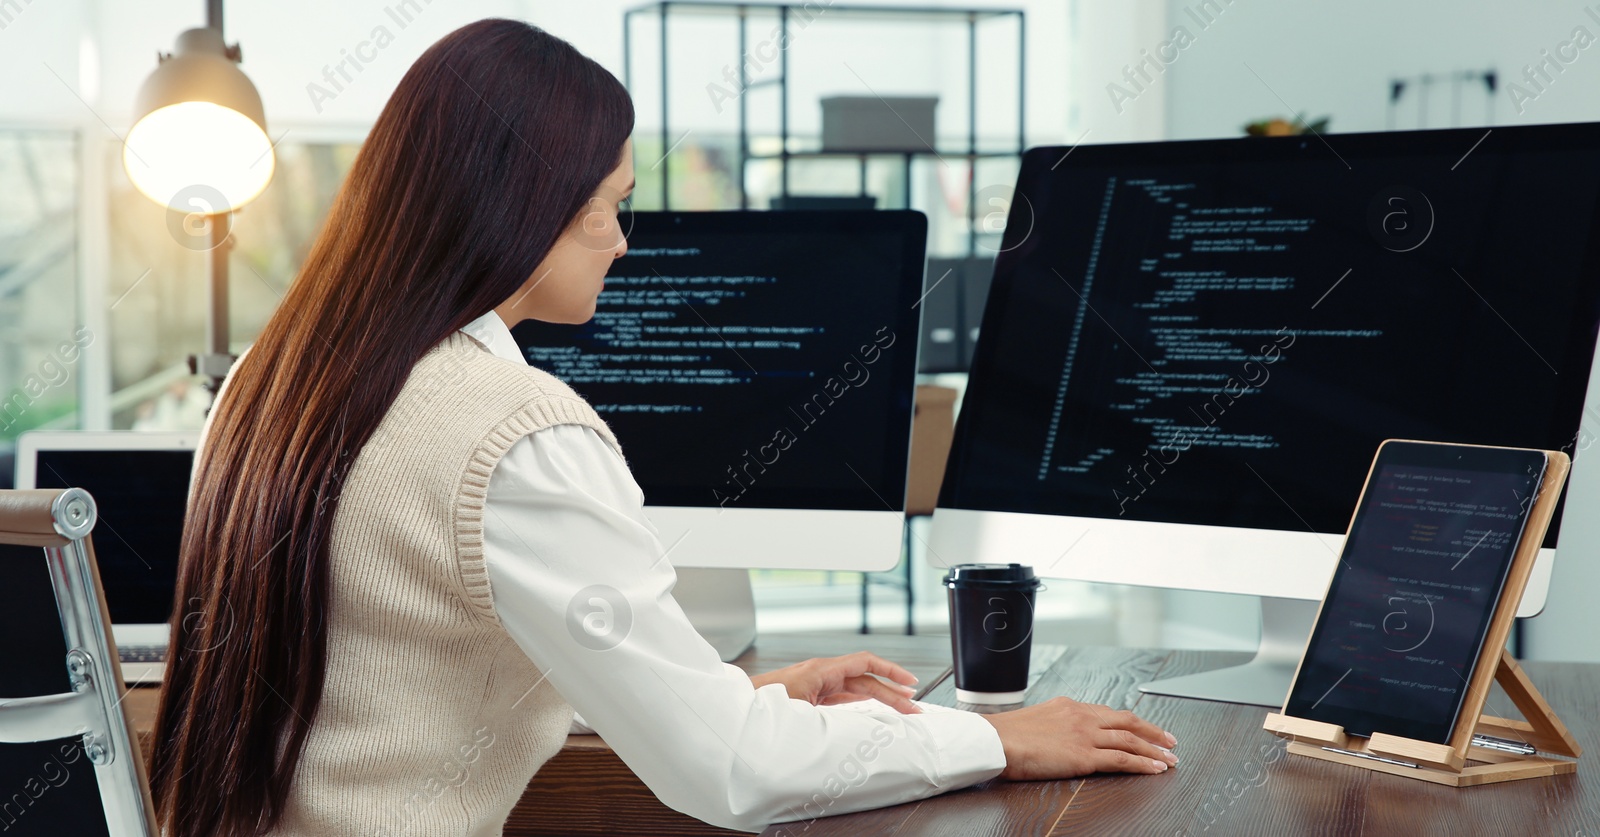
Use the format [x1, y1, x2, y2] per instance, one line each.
[820, 96, 939, 153]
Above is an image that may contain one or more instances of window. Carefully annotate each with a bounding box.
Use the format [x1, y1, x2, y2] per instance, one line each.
[0, 130, 79, 443]
[105, 139, 361, 430]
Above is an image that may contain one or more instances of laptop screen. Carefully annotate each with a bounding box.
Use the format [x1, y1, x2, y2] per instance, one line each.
[32, 449, 191, 625]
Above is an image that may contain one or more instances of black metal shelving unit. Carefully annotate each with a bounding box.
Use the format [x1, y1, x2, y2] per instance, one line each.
[623, 1, 1027, 256]
[621, 3, 1026, 634]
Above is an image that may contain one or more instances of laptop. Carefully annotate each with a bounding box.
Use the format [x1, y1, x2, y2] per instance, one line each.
[16, 430, 196, 685]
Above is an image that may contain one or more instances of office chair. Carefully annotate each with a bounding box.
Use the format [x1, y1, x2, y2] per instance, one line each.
[0, 488, 158, 836]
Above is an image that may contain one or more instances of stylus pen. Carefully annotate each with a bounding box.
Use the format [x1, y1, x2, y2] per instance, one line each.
[1320, 747, 1420, 769]
[1471, 734, 1537, 756]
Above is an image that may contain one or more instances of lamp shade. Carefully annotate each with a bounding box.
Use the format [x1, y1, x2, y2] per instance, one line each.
[123, 27, 275, 213]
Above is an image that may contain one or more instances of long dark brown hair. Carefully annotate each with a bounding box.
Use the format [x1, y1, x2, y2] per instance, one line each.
[147, 20, 633, 837]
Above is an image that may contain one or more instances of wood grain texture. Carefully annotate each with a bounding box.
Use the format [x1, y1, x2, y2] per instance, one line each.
[1053, 653, 1600, 837]
[508, 745, 744, 836]
[127, 642, 1600, 836]
[1366, 733, 1465, 771]
[765, 777, 1077, 837]
[1288, 740, 1576, 787]
[1496, 650, 1582, 757]
[1271, 647, 1583, 786]
[807, 649, 1600, 837]
[1051, 650, 1371, 837]
[1380, 659, 1600, 834]
[1262, 712, 1347, 747]
[127, 685, 158, 749]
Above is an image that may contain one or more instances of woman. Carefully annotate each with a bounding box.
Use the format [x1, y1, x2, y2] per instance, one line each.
[148, 19, 1177, 837]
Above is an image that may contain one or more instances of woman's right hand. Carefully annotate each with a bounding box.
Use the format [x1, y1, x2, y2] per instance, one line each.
[980, 697, 1179, 780]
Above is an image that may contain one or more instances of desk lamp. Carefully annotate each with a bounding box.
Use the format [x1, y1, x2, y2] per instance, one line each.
[122, 0, 274, 391]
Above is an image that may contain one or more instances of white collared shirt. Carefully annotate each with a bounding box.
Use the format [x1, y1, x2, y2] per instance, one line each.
[458, 310, 1006, 832]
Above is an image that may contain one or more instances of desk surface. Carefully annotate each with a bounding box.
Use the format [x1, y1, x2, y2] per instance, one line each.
[127, 637, 1600, 835]
[780, 645, 1600, 837]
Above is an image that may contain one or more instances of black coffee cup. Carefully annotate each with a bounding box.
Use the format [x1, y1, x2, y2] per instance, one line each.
[943, 563, 1043, 705]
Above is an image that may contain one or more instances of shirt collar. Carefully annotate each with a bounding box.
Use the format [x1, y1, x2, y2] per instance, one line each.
[459, 310, 525, 364]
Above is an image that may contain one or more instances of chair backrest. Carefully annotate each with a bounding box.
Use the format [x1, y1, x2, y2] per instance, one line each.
[0, 488, 158, 836]
[905, 385, 958, 517]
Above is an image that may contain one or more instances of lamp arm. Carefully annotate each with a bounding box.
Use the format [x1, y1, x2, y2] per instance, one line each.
[190, 211, 236, 395]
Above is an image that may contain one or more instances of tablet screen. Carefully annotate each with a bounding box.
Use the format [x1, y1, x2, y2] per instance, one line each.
[1284, 442, 1547, 743]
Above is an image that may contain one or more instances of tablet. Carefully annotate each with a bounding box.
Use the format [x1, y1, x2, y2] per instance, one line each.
[1283, 441, 1549, 744]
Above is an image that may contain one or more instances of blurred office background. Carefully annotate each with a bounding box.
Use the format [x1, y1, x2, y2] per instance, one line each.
[4, 0, 1600, 659]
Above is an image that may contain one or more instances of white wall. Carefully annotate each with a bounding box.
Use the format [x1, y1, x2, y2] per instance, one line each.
[0, 0, 97, 124]
[1161, 0, 1600, 139]
[1067, 0, 1172, 144]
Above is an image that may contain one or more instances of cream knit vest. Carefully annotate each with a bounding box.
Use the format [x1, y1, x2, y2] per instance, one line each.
[273, 332, 621, 837]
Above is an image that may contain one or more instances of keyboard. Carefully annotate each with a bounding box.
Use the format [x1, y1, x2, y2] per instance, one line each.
[119, 645, 167, 664]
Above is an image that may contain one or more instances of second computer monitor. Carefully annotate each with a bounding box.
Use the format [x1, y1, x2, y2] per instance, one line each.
[512, 210, 927, 572]
[934, 123, 1600, 620]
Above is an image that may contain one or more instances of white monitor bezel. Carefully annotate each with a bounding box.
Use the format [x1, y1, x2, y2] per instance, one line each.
[16, 430, 197, 637]
[16, 430, 199, 488]
[927, 508, 1556, 617]
[645, 506, 904, 572]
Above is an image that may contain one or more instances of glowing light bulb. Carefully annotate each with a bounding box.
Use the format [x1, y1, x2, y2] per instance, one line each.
[124, 101, 275, 213]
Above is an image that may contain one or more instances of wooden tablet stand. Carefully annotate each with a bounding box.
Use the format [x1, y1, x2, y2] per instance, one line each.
[1265, 648, 1580, 786]
[1264, 442, 1581, 787]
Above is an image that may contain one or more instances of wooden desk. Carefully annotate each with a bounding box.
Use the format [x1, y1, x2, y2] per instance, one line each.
[782, 646, 1600, 837]
[127, 639, 1600, 835]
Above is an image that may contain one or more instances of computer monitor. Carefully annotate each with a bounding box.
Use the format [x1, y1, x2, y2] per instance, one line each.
[16, 430, 197, 681]
[512, 210, 927, 651]
[931, 123, 1600, 706]
[768, 195, 877, 211]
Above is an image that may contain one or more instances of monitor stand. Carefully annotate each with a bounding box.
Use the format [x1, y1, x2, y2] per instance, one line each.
[674, 567, 758, 662]
[1137, 596, 1318, 707]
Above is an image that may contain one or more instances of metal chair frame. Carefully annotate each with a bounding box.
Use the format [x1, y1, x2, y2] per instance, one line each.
[0, 487, 159, 836]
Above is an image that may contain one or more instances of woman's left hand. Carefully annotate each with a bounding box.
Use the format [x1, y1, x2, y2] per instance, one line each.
[749, 651, 922, 714]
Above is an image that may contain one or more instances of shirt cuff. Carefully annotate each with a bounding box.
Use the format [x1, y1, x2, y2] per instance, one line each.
[922, 708, 1008, 788]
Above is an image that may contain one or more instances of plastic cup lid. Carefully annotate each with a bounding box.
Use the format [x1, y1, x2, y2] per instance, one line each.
[942, 562, 1041, 589]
